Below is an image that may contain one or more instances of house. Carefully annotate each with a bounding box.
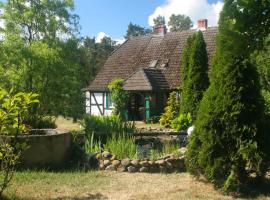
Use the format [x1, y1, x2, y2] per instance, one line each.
[84, 19, 217, 123]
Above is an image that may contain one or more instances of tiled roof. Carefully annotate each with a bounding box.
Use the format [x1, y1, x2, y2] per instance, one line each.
[86, 27, 218, 92]
[123, 68, 169, 91]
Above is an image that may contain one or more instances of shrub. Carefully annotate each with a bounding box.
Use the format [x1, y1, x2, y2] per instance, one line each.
[108, 79, 130, 119]
[171, 113, 192, 131]
[83, 115, 135, 141]
[159, 91, 180, 128]
[0, 88, 38, 197]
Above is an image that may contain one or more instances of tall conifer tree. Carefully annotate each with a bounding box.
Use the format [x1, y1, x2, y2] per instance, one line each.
[180, 31, 209, 119]
[186, 0, 270, 192]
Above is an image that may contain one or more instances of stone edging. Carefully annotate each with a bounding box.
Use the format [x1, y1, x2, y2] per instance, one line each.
[95, 151, 186, 173]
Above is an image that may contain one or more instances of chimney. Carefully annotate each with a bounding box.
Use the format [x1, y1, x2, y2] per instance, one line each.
[154, 24, 167, 35]
[197, 19, 208, 30]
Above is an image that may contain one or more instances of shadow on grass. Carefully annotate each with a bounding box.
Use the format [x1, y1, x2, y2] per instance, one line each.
[2, 192, 108, 200]
[238, 177, 270, 199]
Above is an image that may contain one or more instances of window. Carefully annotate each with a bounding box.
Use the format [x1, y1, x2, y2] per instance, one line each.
[106, 93, 114, 109]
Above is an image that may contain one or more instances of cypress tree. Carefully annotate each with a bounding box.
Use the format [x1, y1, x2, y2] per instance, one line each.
[180, 31, 209, 119]
[186, 0, 270, 192]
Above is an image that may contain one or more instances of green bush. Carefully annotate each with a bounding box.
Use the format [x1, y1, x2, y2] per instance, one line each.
[108, 79, 130, 119]
[83, 115, 135, 141]
[159, 91, 180, 128]
[0, 88, 38, 197]
[171, 113, 192, 131]
[25, 116, 56, 129]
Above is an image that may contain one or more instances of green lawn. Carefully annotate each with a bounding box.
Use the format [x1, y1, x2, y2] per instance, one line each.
[3, 171, 270, 200]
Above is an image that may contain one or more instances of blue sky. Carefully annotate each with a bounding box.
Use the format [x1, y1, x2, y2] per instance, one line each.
[74, 0, 223, 42]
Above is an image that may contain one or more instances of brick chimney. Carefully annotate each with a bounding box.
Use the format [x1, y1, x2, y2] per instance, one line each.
[197, 19, 208, 30]
[154, 24, 167, 35]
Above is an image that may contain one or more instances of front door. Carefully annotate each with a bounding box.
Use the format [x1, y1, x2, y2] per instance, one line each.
[129, 93, 145, 121]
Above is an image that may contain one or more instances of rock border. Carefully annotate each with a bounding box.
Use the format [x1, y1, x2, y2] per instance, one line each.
[96, 150, 186, 173]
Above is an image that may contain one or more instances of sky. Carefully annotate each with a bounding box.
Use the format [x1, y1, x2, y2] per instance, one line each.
[74, 0, 224, 43]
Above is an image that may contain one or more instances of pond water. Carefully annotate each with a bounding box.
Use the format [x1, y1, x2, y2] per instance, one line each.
[135, 134, 188, 159]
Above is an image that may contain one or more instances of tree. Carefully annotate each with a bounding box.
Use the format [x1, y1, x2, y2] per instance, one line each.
[168, 14, 193, 32]
[159, 91, 180, 128]
[153, 15, 165, 26]
[186, 0, 270, 192]
[108, 79, 130, 120]
[180, 31, 209, 119]
[0, 0, 86, 121]
[124, 23, 152, 39]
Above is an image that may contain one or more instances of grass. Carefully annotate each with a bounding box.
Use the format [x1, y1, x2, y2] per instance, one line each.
[55, 116, 82, 131]
[2, 171, 270, 200]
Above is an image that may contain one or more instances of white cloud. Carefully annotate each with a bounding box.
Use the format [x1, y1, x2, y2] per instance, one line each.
[148, 0, 224, 28]
[96, 32, 125, 45]
[96, 32, 107, 43]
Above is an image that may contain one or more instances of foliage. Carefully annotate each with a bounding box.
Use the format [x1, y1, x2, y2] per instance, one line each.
[180, 31, 209, 120]
[124, 23, 152, 39]
[171, 113, 192, 131]
[108, 79, 130, 119]
[83, 115, 135, 141]
[168, 14, 193, 32]
[254, 38, 270, 91]
[0, 0, 88, 121]
[186, 0, 270, 192]
[150, 143, 181, 160]
[153, 15, 166, 26]
[105, 134, 137, 160]
[0, 88, 38, 197]
[159, 91, 180, 128]
[84, 134, 102, 154]
[262, 90, 270, 116]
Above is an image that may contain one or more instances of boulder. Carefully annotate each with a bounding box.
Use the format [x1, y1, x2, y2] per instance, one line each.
[140, 160, 149, 167]
[139, 167, 149, 173]
[117, 165, 126, 172]
[121, 159, 131, 167]
[155, 159, 166, 166]
[103, 159, 111, 167]
[127, 166, 138, 173]
[111, 160, 121, 167]
[131, 159, 140, 167]
[105, 165, 116, 171]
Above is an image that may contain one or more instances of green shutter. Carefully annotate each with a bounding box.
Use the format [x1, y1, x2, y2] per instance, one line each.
[145, 93, 151, 123]
[106, 93, 109, 109]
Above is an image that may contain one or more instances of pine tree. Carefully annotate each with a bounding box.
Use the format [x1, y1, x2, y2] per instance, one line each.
[180, 31, 209, 119]
[186, 0, 270, 192]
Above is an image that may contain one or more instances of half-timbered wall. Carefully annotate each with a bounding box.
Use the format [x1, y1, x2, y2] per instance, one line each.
[85, 91, 113, 116]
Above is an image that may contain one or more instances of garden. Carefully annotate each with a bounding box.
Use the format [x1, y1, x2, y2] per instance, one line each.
[1, 0, 270, 200]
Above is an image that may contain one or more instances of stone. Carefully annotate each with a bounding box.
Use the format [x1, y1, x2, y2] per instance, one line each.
[103, 159, 111, 167]
[112, 160, 121, 167]
[117, 165, 126, 172]
[140, 160, 149, 167]
[102, 151, 112, 159]
[131, 159, 140, 167]
[155, 159, 166, 166]
[95, 153, 102, 159]
[166, 161, 173, 172]
[105, 165, 116, 171]
[121, 159, 131, 167]
[127, 166, 138, 173]
[99, 164, 105, 170]
[139, 167, 149, 173]
[159, 166, 167, 173]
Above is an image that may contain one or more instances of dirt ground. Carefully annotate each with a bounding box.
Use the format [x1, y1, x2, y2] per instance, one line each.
[4, 171, 270, 200]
